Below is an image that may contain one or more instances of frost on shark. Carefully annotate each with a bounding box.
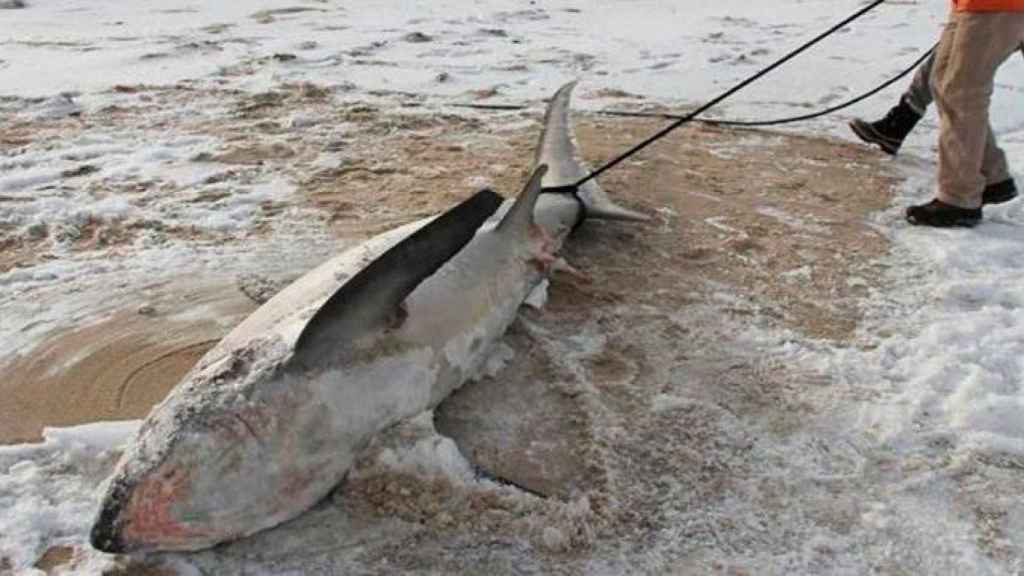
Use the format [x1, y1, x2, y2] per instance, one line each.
[89, 82, 646, 553]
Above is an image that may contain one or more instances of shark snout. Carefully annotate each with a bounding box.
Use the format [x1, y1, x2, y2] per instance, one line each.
[90, 471, 148, 554]
[90, 491, 128, 553]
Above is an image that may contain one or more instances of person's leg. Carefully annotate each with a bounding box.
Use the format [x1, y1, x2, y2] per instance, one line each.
[934, 13, 1024, 209]
[848, 52, 933, 155]
[978, 126, 1018, 203]
[980, 42, 1024, 204]
[908, 11, 1024, 227]
[929, 16, 1016, 206]
[981, 130, 1011, 187]
[902, 50, 936, 115]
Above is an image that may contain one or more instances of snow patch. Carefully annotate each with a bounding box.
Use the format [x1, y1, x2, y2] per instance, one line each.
[476, 341, 515, 380]
[0, 422, 137, 572]
[369, 412, 476, 485]
[524, 278, 549, 310]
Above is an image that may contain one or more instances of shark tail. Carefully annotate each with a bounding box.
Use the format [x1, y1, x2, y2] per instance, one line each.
[536, 81, 648, 223]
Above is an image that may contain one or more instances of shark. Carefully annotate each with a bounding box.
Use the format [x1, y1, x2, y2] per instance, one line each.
[90, 82, 646, 553]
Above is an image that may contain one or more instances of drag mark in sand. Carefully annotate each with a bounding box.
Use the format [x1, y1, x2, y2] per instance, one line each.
[116, 340, 221, 411]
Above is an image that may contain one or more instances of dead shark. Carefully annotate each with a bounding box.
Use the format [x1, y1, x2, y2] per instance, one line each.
[90, 82, 646, 553]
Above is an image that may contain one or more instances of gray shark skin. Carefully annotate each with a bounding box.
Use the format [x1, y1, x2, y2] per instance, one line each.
[90, 82, 646, 554]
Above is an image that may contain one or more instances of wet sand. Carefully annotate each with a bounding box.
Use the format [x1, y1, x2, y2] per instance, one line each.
[0, 284, 255, 444]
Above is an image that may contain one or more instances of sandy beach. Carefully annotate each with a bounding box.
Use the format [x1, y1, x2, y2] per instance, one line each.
[4, 1, 1023, 574]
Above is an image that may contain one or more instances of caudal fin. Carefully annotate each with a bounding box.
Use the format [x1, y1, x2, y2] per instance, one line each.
[536, 82, 648, 222]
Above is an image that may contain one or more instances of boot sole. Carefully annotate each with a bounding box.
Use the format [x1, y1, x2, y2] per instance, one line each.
[983, 191, 1018, 205]
[849, 120, 900, 156]
[905, 214, 980, 228]
[905, 210, 981, 228]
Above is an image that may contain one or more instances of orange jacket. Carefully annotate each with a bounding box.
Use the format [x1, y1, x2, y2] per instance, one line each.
[954, 0, 1024, 11]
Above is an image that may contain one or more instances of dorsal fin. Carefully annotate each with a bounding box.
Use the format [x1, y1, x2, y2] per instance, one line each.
[496, 165, 548, 235]
[291, 188, 504, 362]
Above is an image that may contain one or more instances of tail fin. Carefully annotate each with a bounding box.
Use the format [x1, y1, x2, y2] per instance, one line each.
[536, 82, 648, 222]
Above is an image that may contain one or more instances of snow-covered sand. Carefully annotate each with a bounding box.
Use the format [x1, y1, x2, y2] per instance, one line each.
[2, 1, 1023, 574]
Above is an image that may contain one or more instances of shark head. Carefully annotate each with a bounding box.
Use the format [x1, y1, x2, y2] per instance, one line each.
[91, 380, 341, 552]
[90, 337, 342, 552]
[90, 190, 505, 553]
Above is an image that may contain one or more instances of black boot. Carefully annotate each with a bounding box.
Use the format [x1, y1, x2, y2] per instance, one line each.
[905, 199, 981, 228]
[849, 98, 923, 156]
[983, 178, 1018, 205]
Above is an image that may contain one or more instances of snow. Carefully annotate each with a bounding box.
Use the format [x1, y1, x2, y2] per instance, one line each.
[358, 412, 478, 486]
[34, 421, 140, 452]
[523, 278, 550, 310]
[0, 422, 137, 574]
[824, 164, 1024, 460]
[2, 0, 1024, 574]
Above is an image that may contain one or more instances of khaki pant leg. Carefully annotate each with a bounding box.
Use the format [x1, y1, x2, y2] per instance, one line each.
[929, 11, 957, 118]
[934, 12, 1024, 208]
[903, 51, 936, 115]
[981, 115, 1011, 186]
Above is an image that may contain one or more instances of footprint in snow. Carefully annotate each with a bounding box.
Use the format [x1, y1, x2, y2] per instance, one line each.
[477, 28, 509, 38]
[715, 16, 758, 28]
[403, 32, 434, 44]
[494, 9, 550, 23]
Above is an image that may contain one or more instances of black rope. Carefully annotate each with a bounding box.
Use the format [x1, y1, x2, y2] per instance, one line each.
[456, 44, 935, 130]
[600, 44, 935, 128]
[545, 0, 889, 195]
